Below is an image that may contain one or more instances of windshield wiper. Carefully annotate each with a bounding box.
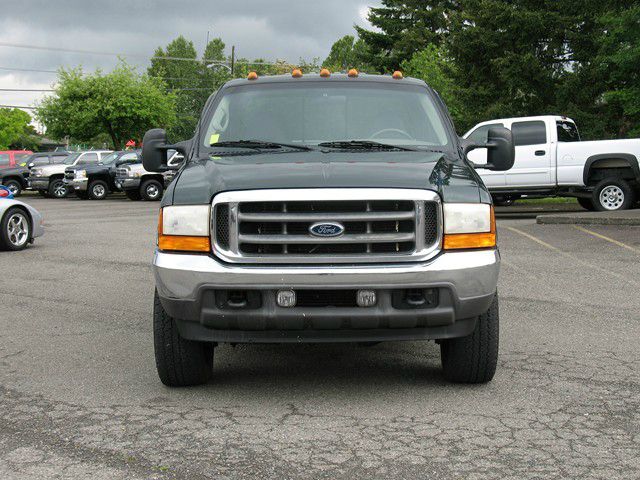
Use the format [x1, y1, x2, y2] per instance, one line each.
[316, 140, 419, 151]
[210, 140, 315, 151]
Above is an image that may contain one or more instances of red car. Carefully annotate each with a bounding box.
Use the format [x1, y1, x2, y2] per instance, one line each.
[0, 150, 33, 169]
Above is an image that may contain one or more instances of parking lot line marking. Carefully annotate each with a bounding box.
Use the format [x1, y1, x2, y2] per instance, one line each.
[505, 226, 639, 287]
[574, 226, 640, 254]
[504, 226, 560, 252]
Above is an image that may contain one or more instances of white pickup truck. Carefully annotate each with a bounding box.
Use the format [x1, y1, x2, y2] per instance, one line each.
[464, 115, 640, 211]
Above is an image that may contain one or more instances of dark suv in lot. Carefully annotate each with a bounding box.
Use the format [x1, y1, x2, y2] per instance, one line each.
[142, 71, 515, 387]
[64, 150, 141, 199]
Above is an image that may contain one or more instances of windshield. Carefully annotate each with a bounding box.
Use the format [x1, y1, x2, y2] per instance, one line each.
[202, 82, 450, 150]
[100, 152, 119, 164]
[64, 153, 81, 165]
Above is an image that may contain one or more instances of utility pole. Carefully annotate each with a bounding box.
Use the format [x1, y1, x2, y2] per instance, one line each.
[231, 45, 235, 76]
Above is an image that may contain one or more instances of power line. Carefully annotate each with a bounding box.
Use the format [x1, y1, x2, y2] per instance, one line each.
[0, 104, 36, 109]
[0, 88, 54, 92]
[0, 41, 291, 65]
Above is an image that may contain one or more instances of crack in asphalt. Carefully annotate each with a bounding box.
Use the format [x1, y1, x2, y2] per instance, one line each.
[1, 350, 638, 479]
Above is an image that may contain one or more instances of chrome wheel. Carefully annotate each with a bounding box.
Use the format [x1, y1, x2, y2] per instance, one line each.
[92, 184, 106, 198]
[6, 182, 19, 195]
[599, 185, 624, 210]
[52, 181, 67, 198]
[146, 184, 159, 199]
[6, 212, 29, 247]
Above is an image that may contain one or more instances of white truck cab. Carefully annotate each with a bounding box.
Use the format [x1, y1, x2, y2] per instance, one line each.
[464, 115, 640, 210]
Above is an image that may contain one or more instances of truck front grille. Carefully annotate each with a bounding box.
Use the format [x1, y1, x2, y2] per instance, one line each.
[115, 167, 128, 178]
[212, 189, 441, 264]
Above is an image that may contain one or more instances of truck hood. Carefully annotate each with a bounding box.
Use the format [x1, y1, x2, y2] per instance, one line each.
[165, 151, 490, 206]
[35, 163, 68, 176]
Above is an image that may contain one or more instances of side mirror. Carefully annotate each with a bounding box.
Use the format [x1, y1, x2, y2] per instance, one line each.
[142, 129, 191, 172]
[463, 127, 515, 171]
[142, 129, 168, 172]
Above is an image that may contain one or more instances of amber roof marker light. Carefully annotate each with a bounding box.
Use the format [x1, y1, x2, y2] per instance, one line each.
[247, 71, 258, 80]
[348, 68, 359, 78]
[292, 68, 303, 78]
[392, 70, 404, 79]
[320, 68, 331, 78]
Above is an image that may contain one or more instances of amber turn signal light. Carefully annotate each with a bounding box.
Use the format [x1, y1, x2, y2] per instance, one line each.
[348, 68, 358, 77]
[443, 207, 496, 250]
[158, 234, 211, 252]
[247, 71, 258, 80]
[392, 70, 403, 79]
[292, 68, 303, 78]
[320, 68, 331, 77]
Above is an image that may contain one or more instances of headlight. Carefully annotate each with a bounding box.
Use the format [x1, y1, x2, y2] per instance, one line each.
[158, 205, 211, 252]
[133, 172, 142, 178]
[75, 170, 86, 179]
[443, 203, 495, 250]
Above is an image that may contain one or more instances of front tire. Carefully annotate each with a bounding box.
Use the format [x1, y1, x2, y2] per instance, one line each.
[591, 178, 635, 211]
[154, 290, 214, 387]
[48, 179, 68, 198]
[440, 295, 499, 383]
[0, 207, 31, 251]
[88, 180, 108, 200]
[3, 179, 22, 197]
[141, 179, 163, 201]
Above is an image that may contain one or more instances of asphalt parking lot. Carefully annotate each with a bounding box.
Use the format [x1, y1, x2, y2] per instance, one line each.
[1, 194, 639, 479]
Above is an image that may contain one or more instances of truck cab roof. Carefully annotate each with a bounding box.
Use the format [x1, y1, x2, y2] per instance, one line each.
[221, 72, 429, 89]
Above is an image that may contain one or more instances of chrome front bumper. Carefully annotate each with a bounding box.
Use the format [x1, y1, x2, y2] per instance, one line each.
[154, 249, 500, 342]
[27, 177, 50, 190]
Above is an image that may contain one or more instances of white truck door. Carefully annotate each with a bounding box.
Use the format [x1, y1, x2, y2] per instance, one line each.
[464, 123, 505, 187]
[506, 120, 553, 187]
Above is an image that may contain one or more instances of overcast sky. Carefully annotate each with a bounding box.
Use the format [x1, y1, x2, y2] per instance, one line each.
[0, 0, 377, 115]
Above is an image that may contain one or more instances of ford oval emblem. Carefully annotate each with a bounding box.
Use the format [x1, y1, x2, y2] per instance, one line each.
[309, 222, 345, 237]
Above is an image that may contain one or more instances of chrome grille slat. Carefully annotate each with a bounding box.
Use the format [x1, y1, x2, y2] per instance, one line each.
[238, 232, 415, 244]
[237, 211, 415, 222]
[211, 189, 442, 264]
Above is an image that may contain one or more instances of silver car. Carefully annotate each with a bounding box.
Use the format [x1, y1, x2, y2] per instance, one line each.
[0, 197, 44, 250]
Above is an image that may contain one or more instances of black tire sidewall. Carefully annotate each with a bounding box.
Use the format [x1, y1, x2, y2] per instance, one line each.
[48, 179, 68, 198]
[4, 180, 22, 197]
[592, 178, 635, 211]
[141, 180, 163, 201]
[0, 207, 31, 251]
[88, 180, 108, 200]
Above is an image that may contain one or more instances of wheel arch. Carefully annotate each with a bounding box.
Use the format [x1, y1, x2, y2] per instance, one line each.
[583, 153, 640, 186]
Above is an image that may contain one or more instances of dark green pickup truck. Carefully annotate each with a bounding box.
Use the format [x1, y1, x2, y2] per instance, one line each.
[142, 71, 515, 387]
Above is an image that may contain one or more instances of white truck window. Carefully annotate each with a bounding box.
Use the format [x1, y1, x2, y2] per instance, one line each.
[556, 121, 580, 142]
[512, 121, 546, 146]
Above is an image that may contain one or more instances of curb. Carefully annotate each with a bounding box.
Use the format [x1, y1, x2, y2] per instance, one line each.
[536, 212, 640, 226]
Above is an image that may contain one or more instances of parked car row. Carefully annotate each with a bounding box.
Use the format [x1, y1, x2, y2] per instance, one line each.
[0, 149, 182, 201]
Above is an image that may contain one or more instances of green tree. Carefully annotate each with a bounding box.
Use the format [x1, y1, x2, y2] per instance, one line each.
[148, 36, 202, 141]
[0, 108, 32, 149]
[594, 4, 640, 137]
[323, 35, 372, 72]
[36, 62, 176, 150]
[401, 45, 467, 129]
[446, 1, 572, 130]
[355, 0, 456, 72]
